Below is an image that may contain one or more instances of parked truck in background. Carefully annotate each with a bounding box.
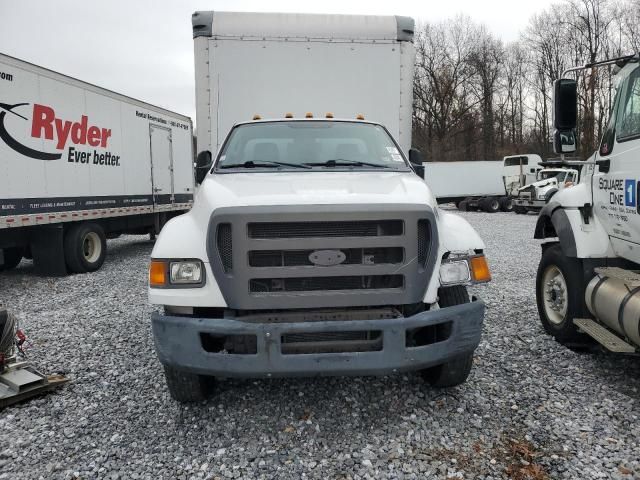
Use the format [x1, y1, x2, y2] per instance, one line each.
[513, 163, 580, 214]
[535, 53, 640, 354]
[148, 11, 491, 402]
[0, 53, 194, 275]
[424, 154, 542, 213]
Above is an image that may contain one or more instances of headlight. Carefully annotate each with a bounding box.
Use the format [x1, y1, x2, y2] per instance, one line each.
[170, 261, 203, 284]
[439, 254, 491, 286]
[149, 259, 205, 287]
[439, 260, 471, 285]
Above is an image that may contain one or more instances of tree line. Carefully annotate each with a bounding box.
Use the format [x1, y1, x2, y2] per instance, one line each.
[412, 0, 640, 162]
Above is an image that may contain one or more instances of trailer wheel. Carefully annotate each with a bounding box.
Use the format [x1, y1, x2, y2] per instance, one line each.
[64, 223, 107, 273]
[536, 243, 591, 346]
[422, 286, 474, 387]
[163, 366, 215, 403]
[0, 247, 23, 272]
[481, 197, 500, 213]
[499, 197, 513, 212]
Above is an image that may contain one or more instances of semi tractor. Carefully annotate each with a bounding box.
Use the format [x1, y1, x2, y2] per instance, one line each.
[424, 154, 542, 212]
[0, 53, 194, 275]
[535, 53, 640, 354]
[513, 162, 580, 214]
[148, 11, 491, 402]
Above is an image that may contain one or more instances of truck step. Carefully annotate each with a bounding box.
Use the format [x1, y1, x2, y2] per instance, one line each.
[573, 318, 636, 353]
[594, 267, 640, 286]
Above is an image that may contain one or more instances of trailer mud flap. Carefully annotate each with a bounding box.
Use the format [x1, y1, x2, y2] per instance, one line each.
[31, 224, 66, 276]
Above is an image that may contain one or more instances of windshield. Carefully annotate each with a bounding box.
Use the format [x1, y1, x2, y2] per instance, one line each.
[215, 121, 409, 171]
[538, 171, 566, 182]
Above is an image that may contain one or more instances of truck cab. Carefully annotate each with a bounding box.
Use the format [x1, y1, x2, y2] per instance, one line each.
[149, 115, 491, 402]
[513, 167, 579, 214]
[534, 55, 640, 353]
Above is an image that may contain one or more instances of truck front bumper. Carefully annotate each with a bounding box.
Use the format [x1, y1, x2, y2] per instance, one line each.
[151, 299, 484, 378]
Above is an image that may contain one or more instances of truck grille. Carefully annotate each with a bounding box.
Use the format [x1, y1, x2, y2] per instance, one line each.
[207, 205, 438, 310]
[248, 220, 403, 238]
[249, 275, 404, 293]
[248, 247, 403, 267]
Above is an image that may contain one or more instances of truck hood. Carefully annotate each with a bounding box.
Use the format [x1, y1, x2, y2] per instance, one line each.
[519, 179, 556, 192]
[194, 171, 435, 209]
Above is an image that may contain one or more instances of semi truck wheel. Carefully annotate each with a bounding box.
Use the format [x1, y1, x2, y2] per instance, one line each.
[499, 197, 513, 212]
[163, 365, 215, 403]
[64, 223, 107, 273]
[536, 243, 590, 346]
[0, 247, 23, 271]
[513, 205, 527, 214]
[458, 200, 469, 211]
[422, 286, 474, 387]
[481, 197, 500, 213]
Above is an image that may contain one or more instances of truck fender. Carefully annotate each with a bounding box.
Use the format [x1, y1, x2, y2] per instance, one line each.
[534, 202, 613, 258]
[438, 210, 485, 252]
[534, 202, 577, 256]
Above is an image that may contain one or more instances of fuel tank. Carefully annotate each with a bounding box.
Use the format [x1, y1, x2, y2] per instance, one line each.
[585, 273, 640, 347]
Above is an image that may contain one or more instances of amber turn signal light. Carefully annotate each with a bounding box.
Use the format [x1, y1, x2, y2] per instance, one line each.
[470, 255, 491, 283]
[149, 260, 168, 287]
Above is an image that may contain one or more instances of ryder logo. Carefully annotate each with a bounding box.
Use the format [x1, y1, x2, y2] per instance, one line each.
[0, 102, 115, 164]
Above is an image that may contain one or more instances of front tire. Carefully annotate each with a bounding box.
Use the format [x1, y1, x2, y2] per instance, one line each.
[513, 205, 527, 214]
[64, 223, 107, 273]
[0, 247, 23, 271]
[422, 286, 474, 387]
[536, 243, 590, 345]
[163, 366, 215, 403]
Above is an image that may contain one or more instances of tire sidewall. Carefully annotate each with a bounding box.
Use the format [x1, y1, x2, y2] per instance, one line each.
[536, 243, 585, 340]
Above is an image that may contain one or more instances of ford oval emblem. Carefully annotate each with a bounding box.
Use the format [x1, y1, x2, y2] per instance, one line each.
[309, 249, 346, 266]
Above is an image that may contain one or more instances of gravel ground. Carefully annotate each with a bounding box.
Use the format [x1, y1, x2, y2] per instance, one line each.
[1, 208, 639, 480]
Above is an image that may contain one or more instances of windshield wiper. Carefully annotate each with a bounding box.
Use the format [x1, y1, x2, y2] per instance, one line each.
[303, 159, 390, 168]
[219, 160, 311, 169]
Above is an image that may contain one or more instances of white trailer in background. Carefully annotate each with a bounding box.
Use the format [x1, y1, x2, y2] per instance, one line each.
[424, 155, 543, 213]
[0, 53, 194, 275]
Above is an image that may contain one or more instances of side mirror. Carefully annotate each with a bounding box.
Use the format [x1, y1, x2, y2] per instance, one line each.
[553, 129, 577, 154]
[553, 78, 577, 130]
[408, 148, 425, 179]
[194, 150, 212, 185]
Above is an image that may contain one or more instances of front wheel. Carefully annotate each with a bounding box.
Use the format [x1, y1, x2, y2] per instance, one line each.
[163, 366, 215, 403]
[536, 243, 590, 345]
[421, 285, 474, 387]
[513, 205, 527, 214]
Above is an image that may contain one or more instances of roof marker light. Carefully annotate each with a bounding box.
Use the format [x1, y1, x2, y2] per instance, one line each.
[285, 112, 293, 118]
[252, 114, 262, 120]
[325, 112, 334, 118]
[356, 114, 365, 120]
[305, 112, 313, 118]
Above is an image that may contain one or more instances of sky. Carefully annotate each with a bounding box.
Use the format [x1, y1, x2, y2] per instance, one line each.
[0, 0, 556, 121]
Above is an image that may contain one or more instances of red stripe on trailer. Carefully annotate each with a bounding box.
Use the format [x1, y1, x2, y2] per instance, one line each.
[6, 219, 15, 223]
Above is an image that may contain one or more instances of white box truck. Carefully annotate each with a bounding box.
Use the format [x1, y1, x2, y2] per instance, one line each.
[534, 53, 640, 355]
[148, 11, 491, 403]
[424, 155, 542, 213]
[0, 53, 194, 275]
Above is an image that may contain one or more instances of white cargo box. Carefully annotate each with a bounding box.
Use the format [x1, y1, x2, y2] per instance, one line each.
[191, 11, 415, 156]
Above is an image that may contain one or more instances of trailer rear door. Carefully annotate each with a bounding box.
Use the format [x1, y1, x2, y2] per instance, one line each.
[149, 125, 174, 204]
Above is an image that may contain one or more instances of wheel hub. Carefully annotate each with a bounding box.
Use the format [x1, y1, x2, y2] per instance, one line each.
[545, 279, 566, 312]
